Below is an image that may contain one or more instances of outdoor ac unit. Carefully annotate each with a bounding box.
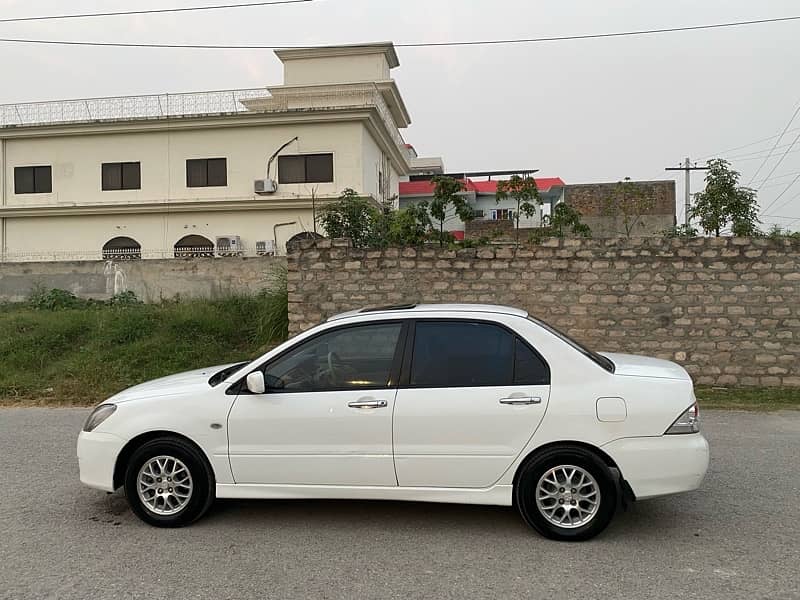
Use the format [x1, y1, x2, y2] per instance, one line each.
[254, 179, 278, 194]
[216, 235, 243, 257]
[256, 240, 276, 256]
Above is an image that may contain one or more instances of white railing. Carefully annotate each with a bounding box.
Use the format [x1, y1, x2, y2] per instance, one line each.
[0, 88, 270, 127]
[0, 245, 279, 263]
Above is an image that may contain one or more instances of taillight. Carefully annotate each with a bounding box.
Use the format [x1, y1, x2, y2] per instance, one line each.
[665, 402, 700, 435]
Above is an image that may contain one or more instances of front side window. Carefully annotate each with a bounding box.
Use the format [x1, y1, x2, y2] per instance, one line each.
[102, 162, 141, 191]
[262, 323, 402, 393]
[278, 153, 334, 184]
[14, 166, 52, 194]
[410, 321, 550, 388]
[186, 158, 227, 187]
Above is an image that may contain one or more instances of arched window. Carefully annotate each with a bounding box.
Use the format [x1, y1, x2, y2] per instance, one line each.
[174, 235, 214, 258]
[102, 236, 141, 260]
[285, 231, 324, 252]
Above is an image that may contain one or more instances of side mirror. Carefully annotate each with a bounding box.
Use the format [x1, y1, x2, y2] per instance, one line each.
[246, 371, 266, 394]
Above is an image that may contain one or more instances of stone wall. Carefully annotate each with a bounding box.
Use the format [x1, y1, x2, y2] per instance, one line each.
[564, 180, 676, 237]
[0, 256, 286, 303]
[288, 237, 800, 387]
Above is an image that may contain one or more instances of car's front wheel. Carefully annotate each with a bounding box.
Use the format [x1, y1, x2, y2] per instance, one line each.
[124, 437, 215, 527]
[515, 445, 617, 541]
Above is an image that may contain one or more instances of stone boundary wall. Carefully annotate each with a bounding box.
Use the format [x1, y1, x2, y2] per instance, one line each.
[0, 256, 286, 303]
[288, 237, 800, 388]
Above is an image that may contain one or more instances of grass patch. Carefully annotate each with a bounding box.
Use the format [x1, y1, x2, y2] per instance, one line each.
[0, 275, 287, 407]
[696, 386, 800, 411]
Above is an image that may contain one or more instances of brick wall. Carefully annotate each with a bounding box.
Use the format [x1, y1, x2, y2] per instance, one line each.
[564, 180, 676, 237]
[288, 237, 800, 387]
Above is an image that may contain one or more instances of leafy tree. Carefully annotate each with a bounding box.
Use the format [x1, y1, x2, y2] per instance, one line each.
[429, 176, 472, 246]
[495, 175, 541, 243]
[387, 202, 432, 246]
[602, 177, 656, 237]
[317, 188, 378, 248]
[546, 203, 591, 238]
[691, 159, 760, 237]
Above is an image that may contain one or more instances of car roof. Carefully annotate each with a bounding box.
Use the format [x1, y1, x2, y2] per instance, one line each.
[327, 303, 529, 322]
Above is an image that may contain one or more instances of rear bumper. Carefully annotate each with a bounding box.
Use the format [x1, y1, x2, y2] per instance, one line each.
[602, 433, 709, 500]
[77, 431, 127, 492]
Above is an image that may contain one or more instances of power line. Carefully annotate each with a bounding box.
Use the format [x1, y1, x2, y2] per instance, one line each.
[0, 0, 315, 23]
[747, 96, 800, 186]
[761, 176, 800, 215]
[697, 127, 800, 160]
[753, 129, 800, 191]
[1, 14, 800, 50]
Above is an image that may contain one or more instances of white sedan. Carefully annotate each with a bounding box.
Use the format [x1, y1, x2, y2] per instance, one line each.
[78, 303, 709, 541]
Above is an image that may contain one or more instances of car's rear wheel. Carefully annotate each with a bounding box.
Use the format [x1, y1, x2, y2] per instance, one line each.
[515, 446, 617, 541]
[124, 437, 214, 527]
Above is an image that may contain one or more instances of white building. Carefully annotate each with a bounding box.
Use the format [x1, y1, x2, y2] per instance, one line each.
[399, 172, 565, 239]
[0, 42, 423, 261]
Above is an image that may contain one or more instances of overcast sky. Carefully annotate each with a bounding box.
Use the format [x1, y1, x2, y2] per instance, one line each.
[2, 0, 800, 228]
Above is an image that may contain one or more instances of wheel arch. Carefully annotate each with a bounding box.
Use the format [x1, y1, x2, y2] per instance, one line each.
[113, 430, 216, 490]
[512, 440, 622, 489]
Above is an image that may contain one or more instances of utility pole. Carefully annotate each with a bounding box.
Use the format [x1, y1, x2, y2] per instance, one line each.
[665, 158, 710, 227]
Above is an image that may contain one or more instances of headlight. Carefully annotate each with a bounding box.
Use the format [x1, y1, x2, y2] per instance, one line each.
[83, 404, 117, 432]
[665, 402, 700, 435]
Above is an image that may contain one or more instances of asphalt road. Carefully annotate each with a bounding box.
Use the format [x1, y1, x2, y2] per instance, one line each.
[0, 409, 798, 600]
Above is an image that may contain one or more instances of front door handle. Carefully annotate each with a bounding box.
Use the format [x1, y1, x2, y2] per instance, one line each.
[499, 397, 542, 406]
[348, 399, 388, 409]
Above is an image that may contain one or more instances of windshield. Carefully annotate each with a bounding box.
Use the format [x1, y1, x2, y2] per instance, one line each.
[527, 316, 615, 373]
[208, 362, 250, 387]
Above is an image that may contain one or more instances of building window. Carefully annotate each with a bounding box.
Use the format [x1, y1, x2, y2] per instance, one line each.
[278, 154, 333, 184]
[174, 234, 214, 258]
[102, 237, 142, 260]
[14, 166, 52, 194]
[490, 209, 515, 221]
[102, 162, 141, 191]
[186, 158, 227, 188]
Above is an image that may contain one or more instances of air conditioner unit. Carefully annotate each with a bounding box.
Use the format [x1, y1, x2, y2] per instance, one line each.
[256, 240, 276, 256]
[216, 235, 243, 257]
[254, 179, 278, 194]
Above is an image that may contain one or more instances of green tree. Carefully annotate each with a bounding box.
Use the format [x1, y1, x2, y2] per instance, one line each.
[691, 159, 760, 237]
[429, 176, 472, 246]
[495, 175, 541, 244]
[546, 203, 591, 238]
[317, 188, 378, 248]
[387, 202, 432, 246]
[602, 177, 656, 237]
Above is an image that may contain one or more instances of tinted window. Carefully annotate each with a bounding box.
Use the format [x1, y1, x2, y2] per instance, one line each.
[15, 166, 51, 194]
[186, 158, 227, 187]
[528, 316, 615, 373]
[514, 338, 550, 385]
[410, 321, 514, 387]
[278, 154, 333, 184]
[262, 323, 402, 393]
[102, 162, 141, 190]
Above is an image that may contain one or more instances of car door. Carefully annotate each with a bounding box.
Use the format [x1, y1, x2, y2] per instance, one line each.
[393, 319, 550, 488]
[227, 321, 405, 486]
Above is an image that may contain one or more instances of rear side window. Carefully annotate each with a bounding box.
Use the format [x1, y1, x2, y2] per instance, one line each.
[409, 321, 550, 388]
[410, 321, 514, 387]
[514, 337, 550, 385]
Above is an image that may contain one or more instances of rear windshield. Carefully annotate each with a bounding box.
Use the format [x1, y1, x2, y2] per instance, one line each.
[527, 316, 615, 373]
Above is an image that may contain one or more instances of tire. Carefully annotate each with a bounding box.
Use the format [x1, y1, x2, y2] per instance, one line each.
[514, 445, 617, 541]
[124, 437, 215, 528]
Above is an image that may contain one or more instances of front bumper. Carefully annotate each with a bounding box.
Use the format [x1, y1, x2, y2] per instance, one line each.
[77, 430, 127, 492]
[602, 433, 710, 500]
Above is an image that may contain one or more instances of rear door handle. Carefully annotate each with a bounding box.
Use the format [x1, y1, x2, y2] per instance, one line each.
[348, 399, 388, 409]
[499, 397, 541, 406]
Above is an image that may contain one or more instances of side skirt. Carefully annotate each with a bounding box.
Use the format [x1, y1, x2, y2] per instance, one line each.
[216, 483, 513, 506]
